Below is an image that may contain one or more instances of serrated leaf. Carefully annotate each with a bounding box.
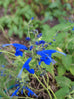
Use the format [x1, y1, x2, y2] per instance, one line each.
[57, 65, 66, 76]
[8, 29, 13, 37]
[49, 2, 59, 8]
[55, 87, 69, 99]
[18, 31, 23, 39]
[42, 22, 74, 42]
[62, 55, 72, 70]
[55, 76, 71, 87]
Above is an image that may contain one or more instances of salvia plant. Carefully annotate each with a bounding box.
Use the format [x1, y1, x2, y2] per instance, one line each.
[0, 17, 74, 99]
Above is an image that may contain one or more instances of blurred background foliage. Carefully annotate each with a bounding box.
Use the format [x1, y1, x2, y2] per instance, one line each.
[0, 0, 74, 38]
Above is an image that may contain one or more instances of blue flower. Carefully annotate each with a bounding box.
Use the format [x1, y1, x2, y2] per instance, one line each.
[21, 89, 23, 95]
[37, 50, 66, 65]
[15, 50, 23, 57]
[25, 37, 30, 41]
[12, 43, 28, 50]
[39, 40, 45, 44]
[53, 39, 55, 41]
[11, 87, 20, 97]
[17, 57, 34, 78]
[2, 65, 5, 68]
[2, 43, 28, 57]
[35, 40, 45, 45]
[49, 42, 52, 45]
[35, 41, 39, 45]
[45, 45, 48, 47]
[29, 46, 33, 50]
[11, 85, 37, 97]
[37, 33, 42, 38]
[72, 27, 74, 31]
[31, 17, 34, 20]
[25, 87, 38, 97]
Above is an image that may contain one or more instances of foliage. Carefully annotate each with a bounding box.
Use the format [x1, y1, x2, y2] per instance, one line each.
[0, 17, 74, 98]
[0, 0, 74, 99]
[0, 0, 73, 38]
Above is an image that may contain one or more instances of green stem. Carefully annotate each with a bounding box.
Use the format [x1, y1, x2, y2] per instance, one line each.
[48, 86, 57, 99]
[42, 75, 57, 99]
[0, 50, 15, 56]
[34, 74, 52, 99]
[42, 75, 48, 87]
[28, 23, 30, 38]
[46, 73, 49, 87]
[29, 86, 44, 92]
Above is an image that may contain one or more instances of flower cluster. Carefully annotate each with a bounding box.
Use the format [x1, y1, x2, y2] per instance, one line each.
[11, 84, 38, 98]
[2, 41, 66, 97]
[1, 17, 68, 98]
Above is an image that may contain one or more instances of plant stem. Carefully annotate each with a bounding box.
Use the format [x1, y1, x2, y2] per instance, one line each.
[42, 75, 48, 87]
[46, 73, 49, 87]
[28, 22, 30, 38]
[48, 86, 57, 99]
[0, 50, 15, 56]
[34, 74, 52, 99]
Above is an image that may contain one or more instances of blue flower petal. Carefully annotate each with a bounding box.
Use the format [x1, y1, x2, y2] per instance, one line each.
[27, 69, 35, 74]
[25, 37, 30, 41]
[2, 65, 5, 68]
[17, 57, 34, 78]
[17, 68, 24, 78]
[21, 89, 23, 95]
[49, 42, 52, 45]
[35, 41, 39, 45]
[56, 51, 66, 56]
[2, 43, 28, 57]
[37, 50, 66, 65]
[12, 43, 28, 50]
[12, 43, 28, 56]
[15, 51, 23, 57]
[37, 33, 42, 38]
[53, 39, 56, 41]
[39, 40, 45, 44]
[2, 44, 12, 47]
[31, 17, 34, 20]
[72, 27, 74, 31]
[11, 87, 20, 97]
[29, 46, 33, 50]
[25, 87, 38, 98]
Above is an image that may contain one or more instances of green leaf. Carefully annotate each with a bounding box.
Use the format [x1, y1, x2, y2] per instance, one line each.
[43, 12, 53, 22]
[70, 65, 74, 75]
[13, 25, 18, 34]
[55, 87, 69, 99]
[18, 30, 23, 39]
[57, 65, 66, 76]
[49, 2, 59, 8]
[42, 22, 74, 42]
[55, 76, 71, 87]
[8, 29, 13, 37]
[62, 55, 72, 70]
[41, 62, 54, 76]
